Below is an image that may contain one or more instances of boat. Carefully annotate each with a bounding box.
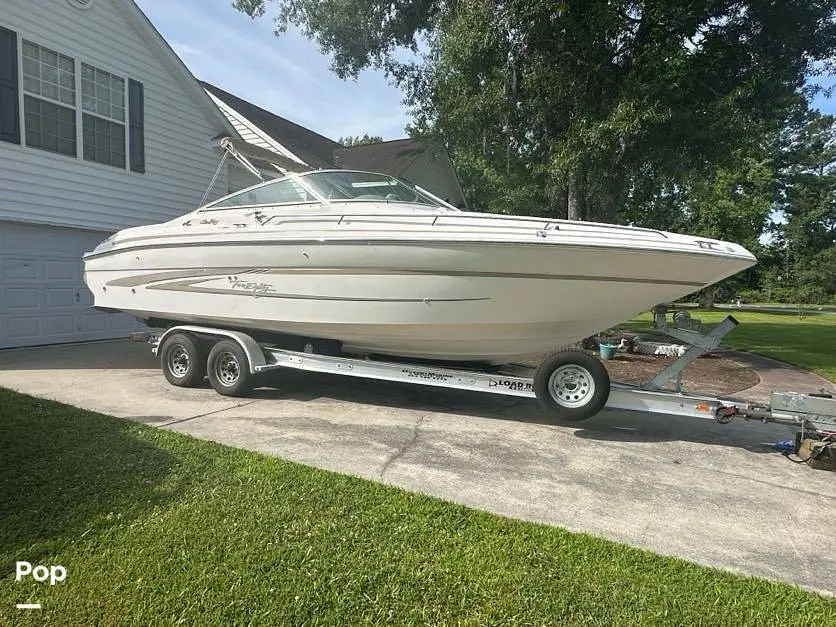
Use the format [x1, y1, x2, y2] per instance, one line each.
[82, 169, 757, 365]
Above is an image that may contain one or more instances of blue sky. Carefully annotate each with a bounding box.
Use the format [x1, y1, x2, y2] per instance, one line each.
[135, 0, 834, 144]
[135, 0, 415, 141]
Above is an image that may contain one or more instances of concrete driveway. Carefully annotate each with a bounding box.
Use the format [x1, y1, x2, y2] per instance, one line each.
[1, 340, 834, 596]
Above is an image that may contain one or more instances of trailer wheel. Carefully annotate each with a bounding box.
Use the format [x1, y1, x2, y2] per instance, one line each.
[160, 332, 206, 388]
[207, 340, 253, 397]
[533, 349, 610, 421]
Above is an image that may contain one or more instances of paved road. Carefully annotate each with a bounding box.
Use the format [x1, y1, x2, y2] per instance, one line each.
[1, 340, 834, 596]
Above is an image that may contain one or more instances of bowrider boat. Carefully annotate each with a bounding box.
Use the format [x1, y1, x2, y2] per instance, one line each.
[83, 169, 757, 364]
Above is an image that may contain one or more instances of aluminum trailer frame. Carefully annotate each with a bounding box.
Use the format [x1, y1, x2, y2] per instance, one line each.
[137, 310, 836, 433]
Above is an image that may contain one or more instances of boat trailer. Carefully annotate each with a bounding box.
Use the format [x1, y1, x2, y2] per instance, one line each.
[133, 307, 836, 438]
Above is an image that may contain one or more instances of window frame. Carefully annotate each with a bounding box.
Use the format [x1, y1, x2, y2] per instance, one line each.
[11, 30, 138, 173]
[20, 39, 78, 157]
[80, 62, 127, 168]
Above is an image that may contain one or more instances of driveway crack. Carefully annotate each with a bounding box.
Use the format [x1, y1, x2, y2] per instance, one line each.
[157, 401, 260, 427]
[379, 413, 429, 478]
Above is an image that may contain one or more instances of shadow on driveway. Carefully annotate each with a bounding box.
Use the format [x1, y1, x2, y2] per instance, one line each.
[0, 340, 157, 371]
[243, 368, 791, 454]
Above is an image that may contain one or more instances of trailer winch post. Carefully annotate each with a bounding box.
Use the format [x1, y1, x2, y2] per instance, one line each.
[641, 306, 739, 393]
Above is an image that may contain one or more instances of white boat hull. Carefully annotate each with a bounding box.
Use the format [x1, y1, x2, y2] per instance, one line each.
[84, 237, 755, 363]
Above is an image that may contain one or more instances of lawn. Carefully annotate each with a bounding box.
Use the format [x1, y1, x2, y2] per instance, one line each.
[624, 310, 836, 383]
[2, 389, 834, 625]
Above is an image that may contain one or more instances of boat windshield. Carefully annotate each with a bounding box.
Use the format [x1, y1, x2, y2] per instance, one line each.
[299, 171, 442, 207]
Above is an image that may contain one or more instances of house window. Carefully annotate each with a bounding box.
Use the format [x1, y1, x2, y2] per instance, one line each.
[81, 63, 125, 168]
[21, 40, 76, 156]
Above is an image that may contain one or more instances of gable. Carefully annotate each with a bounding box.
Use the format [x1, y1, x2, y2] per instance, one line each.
[335, 139, 425, 175]
[202, 81, 339, 168]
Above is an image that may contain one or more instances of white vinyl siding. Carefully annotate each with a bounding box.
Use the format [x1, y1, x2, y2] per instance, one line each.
[227, 162, 263, 194]
[0, 0, 230, 232]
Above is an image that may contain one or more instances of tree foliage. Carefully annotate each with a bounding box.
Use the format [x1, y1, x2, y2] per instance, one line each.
[234, 0, 836, 221]
[338, 134, 384, 146]
[765, 109, 836, 303]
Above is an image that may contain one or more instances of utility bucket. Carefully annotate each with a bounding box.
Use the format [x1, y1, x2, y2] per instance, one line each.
[599, 343, 617, 360]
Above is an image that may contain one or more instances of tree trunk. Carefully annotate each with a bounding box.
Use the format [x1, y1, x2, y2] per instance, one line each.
[567, 172, 585, 221]
[587, 171, 624, 224]
[698, 286, 716, 308]
[593, 188, 618, 224]
[550, 186, 568, 219]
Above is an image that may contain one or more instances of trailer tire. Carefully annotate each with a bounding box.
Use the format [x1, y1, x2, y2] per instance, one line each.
[160, 332, 206, 388]
[207, 340, 253, 397]
[534, 349, 610, 421]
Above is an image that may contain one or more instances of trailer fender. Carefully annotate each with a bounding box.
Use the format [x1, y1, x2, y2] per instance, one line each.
[156, 325, 268, 374]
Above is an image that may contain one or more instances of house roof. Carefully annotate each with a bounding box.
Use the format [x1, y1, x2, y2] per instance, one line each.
[200, 81, 341, 169]
[334, 139, 428, 176]
[114, 0, 237, 138]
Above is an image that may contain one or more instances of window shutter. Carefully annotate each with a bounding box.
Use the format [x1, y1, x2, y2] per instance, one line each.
[128, 79, 145, 172]
[0, 26, 20, 145]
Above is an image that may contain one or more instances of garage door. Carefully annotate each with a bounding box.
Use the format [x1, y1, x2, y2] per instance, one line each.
[0, 221, 142, 349]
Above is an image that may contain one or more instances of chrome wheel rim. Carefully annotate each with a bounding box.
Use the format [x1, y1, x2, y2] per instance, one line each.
[548, 364, 595, 408]
[167, 345, 190, 378]
[214, 352, 240, 386]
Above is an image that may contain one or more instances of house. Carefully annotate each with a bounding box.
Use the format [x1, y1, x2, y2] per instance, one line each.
[0, 0, 238, 349]
[201, 82, 468, 208]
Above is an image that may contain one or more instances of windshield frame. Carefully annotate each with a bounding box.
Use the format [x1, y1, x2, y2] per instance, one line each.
[200, 169, 460, 212]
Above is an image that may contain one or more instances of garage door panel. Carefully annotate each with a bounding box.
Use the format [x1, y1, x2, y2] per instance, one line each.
[112, 313, 140, 330]
[4, 287, 40, 309]
[0, 221, 142, 349]
[45, 260, 76, 280]
[6, 317, 40, 342]
[77, 287, 94, 306]
[3, 258, 40, 280]
[1, 226, 42, 252]
[46, 288, 76, 308]
[45, 315, 76, 336]
[79, 314, 107, 332]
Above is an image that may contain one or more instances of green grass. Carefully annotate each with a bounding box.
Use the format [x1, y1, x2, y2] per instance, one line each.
[623, 310, 836, 383]
[1, 390, 834, 625]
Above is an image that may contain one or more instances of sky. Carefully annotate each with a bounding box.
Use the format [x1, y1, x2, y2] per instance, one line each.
[135, 0, 835, 144]
[134, 0, 415, 141]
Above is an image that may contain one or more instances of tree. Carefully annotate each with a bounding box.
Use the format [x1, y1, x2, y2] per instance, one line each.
[338, 134, 384, 146]
[771, 108, 836, 303]
[619, 136, 779, 306]
[233, 0, 836, 222]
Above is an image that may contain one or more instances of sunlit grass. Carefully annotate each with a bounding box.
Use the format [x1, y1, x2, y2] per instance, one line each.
[1, 389, 834, 624]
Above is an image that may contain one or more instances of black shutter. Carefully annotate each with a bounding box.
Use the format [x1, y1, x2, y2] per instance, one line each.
[0, 26, 20, 145]
[128, 78, 145, 172]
